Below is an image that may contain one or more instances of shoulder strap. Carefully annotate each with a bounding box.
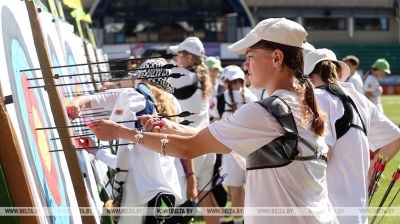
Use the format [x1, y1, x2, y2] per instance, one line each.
[135, 83, 155, 129]
[217, 84, 225, 95]
[246, 96, 327, 170]
[173, 73, 199, 100]
[260, 89, 265, 99]
[258, 97, 324, 158]
[318, 83, 367, 138]
[216, 84, 226, 117]
[257, 96, 298, 134]
[348, 96, 367, 135]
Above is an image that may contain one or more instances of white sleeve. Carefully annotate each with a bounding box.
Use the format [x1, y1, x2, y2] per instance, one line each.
[354, 80, 364, 94]
[315, 90, 338, 147]
[89, 90, 121, 112]
[168, 67, 196, 88]
[363, 76, 378, 93]
[368, 105, 400, 151]
[246, 88, 259, 103]
[95, 149, 117, 169]
[172, 95, 182, 113]
[208, 103, 283, 157]
[110, 88, 146, 122]
[171, 94, 184, 122]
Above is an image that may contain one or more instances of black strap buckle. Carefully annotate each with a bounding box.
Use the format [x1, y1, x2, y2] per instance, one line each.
[3, 95, 13, 105]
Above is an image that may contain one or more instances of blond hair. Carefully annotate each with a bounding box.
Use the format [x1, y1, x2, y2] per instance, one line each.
[148, 83, 178, 122]
[182, 51, 212, 100]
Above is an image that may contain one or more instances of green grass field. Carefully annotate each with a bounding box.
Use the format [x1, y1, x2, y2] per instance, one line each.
[369, 95, 400, 224]
[194, 95, 400, 224]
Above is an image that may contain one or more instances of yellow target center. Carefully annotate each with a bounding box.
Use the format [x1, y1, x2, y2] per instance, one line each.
[32, 107, 52, 172]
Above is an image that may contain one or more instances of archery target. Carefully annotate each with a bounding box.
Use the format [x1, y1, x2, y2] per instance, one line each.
[38, 11, 103, 222]
[55, 19, 94, 95]
[0, 1, 79, 223]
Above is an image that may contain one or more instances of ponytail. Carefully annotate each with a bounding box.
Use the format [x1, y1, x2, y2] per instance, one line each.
[190, 53, 212, 100]
[227, 81, 238, 112]
[311, 60, 339, 84]
[293, 71, 326, 136]
[240, 80, 247, 105]
[147, 84, 178, 123]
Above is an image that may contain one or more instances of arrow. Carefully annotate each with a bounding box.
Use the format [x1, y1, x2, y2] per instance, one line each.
[36, 119, 136, 130]
[20, 53, 175, 72]
[49, 143, 136, 152]
[76, 113, 112, 119]
[81, 107, 105, 111]
[377, 176, 400, 223]
[369, 156, 383, 196]
[179, 120, 196, 126]
[370, 167, 400, 224]
[79, 111, 112, 117]
[64, 91, 118, 97]
[48, 110, 197, 137]
[26, 64, 176, 80]
[369, 158, 387, 205]
[159, 111, 199, 119]
[28, 73, 185, 89]
[63, 91, 96, 97]
[50, 133, 95, 141]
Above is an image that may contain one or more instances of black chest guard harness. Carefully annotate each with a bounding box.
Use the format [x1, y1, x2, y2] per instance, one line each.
[246, 96, 328, 170]
[172, 68, 201, 100]
[317, 83, 367, 139]
[134, 83, 156, 130]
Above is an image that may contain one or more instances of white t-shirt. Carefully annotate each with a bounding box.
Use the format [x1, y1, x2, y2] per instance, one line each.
[169, 68, 215, 191]
[222, 87, 258, 119]
[316, 82, 400, 224]
[169, 94, 188, 203]
[363, 75, 383, 112]
[91, 88, 183, 206]
[346, 71, 363, 94]
[169, 67, 210, 129]
[209, 89, 337, 224]
[248, 85, 268, 100]
[89, 89, 122, 117]
[221, 87, 257, 186]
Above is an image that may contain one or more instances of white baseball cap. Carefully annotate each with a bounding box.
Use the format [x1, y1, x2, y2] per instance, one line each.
[169, 37, 205, 57]
[304, 48, 350, 81]
[302, 42, 315, 55]
[222, 65, 245, 81]
[228, 18, 308, 53]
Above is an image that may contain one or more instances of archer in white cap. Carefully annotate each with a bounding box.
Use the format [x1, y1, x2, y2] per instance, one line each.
[88, 18, 337, 224]
[169, 37, 205, 57]
[169, 37, 220, 223]
[342, 55, 364, 94]
[218, 65, 258, 117]
[304, 48, 400, 224]
[363, 58, 391, 112]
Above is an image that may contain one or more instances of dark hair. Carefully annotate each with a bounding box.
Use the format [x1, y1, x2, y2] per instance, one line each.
[250, 40, 326, 136]
[311, 60, 339, 84]
[344, 58, 358, 67]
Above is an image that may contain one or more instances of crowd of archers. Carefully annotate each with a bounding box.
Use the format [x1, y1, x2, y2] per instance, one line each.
[35, 18, 399, 224]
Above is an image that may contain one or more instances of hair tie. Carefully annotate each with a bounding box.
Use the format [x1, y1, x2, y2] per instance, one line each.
[300, 73, 308, 79]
